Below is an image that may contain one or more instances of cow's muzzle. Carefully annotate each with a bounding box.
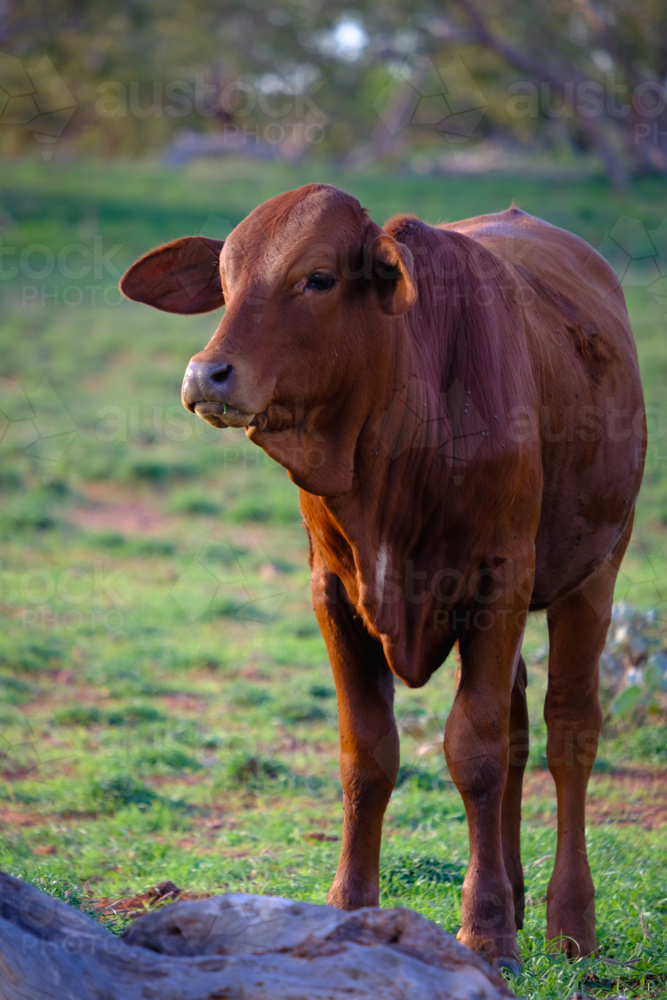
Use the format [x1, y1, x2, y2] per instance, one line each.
[181, 361, 256, 428]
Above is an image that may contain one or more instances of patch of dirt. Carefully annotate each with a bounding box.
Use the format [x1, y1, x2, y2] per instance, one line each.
[200, 817, 225, 831]
[270, 734, 315, 754]
[176, 838, 198, 850]
[145, 773, 210, 787]
[0, 768, 36, 782]
[57, 810, 99, 821]
[66, 482, 269, 545]
[68, 483, 174, 537]
[238, 666, 265, 681]
[159, 693, 208, 713]
[85, 880, 210, 924]
[0, 807, 46, 827]
[523, 768, 667, 830]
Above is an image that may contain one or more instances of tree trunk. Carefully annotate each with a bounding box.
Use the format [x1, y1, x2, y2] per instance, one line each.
[448, 0, 631, 187]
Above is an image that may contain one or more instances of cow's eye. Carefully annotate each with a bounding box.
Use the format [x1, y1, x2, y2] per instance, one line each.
[305, 272, 336, 291]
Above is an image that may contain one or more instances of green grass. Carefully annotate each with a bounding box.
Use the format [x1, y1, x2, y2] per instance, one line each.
[1, 155, 667, 998]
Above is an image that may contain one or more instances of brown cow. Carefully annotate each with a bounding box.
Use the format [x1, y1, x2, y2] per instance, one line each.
[120, 184, 645, 971]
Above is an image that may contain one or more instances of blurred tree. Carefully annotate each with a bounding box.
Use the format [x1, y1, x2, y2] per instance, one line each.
[429, 0, 667, 184]
[0, 0, 665, 182]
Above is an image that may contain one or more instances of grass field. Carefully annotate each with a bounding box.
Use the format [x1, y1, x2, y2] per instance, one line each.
[1, 156, 667, 998]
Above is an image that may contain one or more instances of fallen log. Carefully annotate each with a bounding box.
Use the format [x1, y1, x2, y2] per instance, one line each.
[0, 871, 515, 999]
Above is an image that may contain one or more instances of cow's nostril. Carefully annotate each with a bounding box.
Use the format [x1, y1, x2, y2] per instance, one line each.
[183, 360, 236, 408]
[210, 364, 233, 384]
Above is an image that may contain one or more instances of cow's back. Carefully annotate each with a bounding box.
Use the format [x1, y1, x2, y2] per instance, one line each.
[441, 208, 645, 606]
[441, 206, 630, 336]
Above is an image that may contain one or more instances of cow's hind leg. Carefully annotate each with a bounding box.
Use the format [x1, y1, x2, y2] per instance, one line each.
[502, 655, 529, 931]
[544, 520, 631, 957]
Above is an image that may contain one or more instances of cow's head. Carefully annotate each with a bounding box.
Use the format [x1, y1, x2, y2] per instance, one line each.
[120, 184, 417, 495]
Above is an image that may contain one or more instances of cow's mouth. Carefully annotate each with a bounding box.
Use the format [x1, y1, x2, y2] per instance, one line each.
[191, 402, 288, 435]
[193, 401, 256, 429]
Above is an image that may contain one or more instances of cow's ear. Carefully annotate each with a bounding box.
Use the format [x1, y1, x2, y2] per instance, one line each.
[372, 235, 417, 316]
[120, 236, 225, 314]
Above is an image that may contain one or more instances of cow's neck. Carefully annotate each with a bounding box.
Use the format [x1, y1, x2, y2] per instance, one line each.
[303, 316, 463, 683]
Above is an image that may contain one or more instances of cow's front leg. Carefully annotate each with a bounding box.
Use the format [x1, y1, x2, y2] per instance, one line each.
[444, 592, 530, 966]
[312, 569, 398, 910]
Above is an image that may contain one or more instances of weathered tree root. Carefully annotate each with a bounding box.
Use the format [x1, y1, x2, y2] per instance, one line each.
[0, 871, 515, 999]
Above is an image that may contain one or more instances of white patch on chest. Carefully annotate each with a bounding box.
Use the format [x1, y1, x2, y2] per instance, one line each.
[375, 543, 389, 602]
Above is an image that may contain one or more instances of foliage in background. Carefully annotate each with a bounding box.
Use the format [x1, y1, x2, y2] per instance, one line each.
[1, 1, 666, 181]
[601, 603, 667, 723]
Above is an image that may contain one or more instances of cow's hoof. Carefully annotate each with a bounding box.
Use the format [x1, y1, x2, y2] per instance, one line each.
[546, 930, 598, 959]
[326, 883, 378, 912]
[546, 910, 597, 959]
[493, 956, 522, 978]
[456, 928, 520, 968]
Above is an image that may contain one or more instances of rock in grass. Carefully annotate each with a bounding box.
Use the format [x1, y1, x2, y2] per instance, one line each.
[0, 871, 514, 999]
